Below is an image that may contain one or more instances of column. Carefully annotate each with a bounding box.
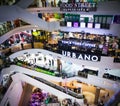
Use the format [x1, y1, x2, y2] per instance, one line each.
[57, 59, 62, 75]
[31, 30, 34, 48]
[94, 87, 100, 105]
[38, 0, 42, 7]
[54, 0, 56, 7]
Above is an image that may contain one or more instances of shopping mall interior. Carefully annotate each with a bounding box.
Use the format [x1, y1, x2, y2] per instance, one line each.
[0, 0, 120, 106]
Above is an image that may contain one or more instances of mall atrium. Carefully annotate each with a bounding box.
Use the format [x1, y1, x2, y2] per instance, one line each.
[0, 0, 120, 106]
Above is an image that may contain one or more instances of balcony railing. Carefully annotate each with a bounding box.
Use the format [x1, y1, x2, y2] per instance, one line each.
[0, 19, 30, 37]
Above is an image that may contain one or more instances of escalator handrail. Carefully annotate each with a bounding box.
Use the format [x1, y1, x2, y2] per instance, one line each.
[25, 74, 84, 99]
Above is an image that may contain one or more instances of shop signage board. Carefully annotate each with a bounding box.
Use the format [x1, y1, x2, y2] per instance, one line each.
[60, 2, 97, 12]
[113, 15, 120, 24]
[61, 39, 96, 48]
[61, 50, 101, 62]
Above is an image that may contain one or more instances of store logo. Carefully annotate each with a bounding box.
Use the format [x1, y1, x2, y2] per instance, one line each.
[61, 50, 100, 62]
[60, 3, 97, 12]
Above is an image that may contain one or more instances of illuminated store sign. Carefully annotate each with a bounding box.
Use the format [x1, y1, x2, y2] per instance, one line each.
[61, 40, 96, 48]
[60, 3, 97, 12]
[73, 22, 79, 27]
[95, 23, 101, 29]
[80, 22, 86, 28]
[113, 15, 120, 24]
[61, 50, 100, 62]
[87, 23, 93, 28]
[67, 22, 72, 27]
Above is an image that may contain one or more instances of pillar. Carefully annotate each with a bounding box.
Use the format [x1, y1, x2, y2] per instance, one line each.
[38, 0, 42, 7]
[31, 30, 34, 48]
[57, 59, 62, 74]
[54, 0, 56, 7]
[94, 87, 100, 105]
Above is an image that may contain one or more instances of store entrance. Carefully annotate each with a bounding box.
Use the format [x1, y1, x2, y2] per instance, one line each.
[52, 80, 114, 105]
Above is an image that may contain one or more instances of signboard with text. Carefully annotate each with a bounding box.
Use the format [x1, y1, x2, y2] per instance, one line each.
[60, 2, 97, 12]
[113, 15, 120, 24]
[60, 50, 101, 62]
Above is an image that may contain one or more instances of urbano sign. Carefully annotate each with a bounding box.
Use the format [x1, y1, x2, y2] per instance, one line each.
[61, 50, 100, 62]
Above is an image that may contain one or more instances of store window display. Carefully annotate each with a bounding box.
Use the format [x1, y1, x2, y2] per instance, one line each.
[29, 88, 60, 106]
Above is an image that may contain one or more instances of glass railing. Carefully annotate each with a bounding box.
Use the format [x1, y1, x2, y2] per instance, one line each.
[0, 0, 18, 6]
[28, 1, 59, 8]
[0, 0, 117, 7]
[0, 19, 30, 36]
[0, 37, 120, 58]
[0, 77, 12, 102]
[26, 74, 84, 99]
[27, 0, 118, 8]
[0, 19, 120, 58]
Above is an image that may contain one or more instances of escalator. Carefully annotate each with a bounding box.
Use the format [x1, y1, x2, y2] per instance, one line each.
[0, 5, 59, 30]
[0, 25, 39, 44]
[14, 0, 34, 9]
[14, 73, 84, 104]
[26, 73, 84, 99]
[0, 72, 84, 106]
[0, 5, 59, 44]
[0, 4, 60, 44]
[105, 89, 120, 106]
